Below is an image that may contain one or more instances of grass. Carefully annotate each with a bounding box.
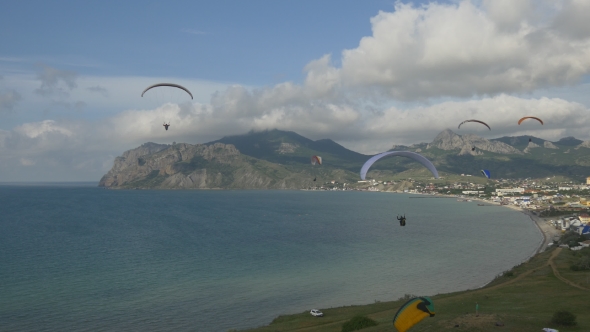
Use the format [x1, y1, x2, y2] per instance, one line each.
[242, 248, 590, 332]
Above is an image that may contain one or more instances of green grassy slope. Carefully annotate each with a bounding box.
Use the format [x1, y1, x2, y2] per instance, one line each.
[243, 248, 590, 332]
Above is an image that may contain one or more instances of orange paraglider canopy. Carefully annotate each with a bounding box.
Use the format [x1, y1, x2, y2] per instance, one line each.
[517, 116, 543, 125]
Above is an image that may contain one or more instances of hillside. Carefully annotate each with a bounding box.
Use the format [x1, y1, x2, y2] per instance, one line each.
[207, 129, 368, 172]
[98, 142, 358, 189]
[98, 129, 590, 189]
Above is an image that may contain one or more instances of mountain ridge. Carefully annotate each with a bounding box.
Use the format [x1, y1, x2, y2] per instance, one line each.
[99, 129, 590, 189]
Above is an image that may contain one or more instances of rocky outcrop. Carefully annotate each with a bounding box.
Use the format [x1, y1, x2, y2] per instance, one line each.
[99, 142, 170, 187]
[576, 140, 590, 149]
[276, 142, 298, 154]
[544, 141, 559, 149]
[99, 142, 308, 189]
[523, 141, 541, 153]
[427, 129, 522, 155]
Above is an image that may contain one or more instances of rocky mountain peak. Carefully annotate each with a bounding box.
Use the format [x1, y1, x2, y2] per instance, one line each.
[427, 129, 522, 155]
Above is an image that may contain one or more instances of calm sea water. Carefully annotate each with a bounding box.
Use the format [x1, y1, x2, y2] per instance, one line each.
[0, 185, 541, 332]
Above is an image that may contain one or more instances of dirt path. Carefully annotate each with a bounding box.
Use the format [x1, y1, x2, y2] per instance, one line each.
[455, 248, 588, 296]
[269, 249, 587, 332]
[548, 248, 590, 291]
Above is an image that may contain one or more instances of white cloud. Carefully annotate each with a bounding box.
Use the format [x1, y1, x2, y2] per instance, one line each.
[87, 85, 109, 97]
[15, 120, 73, 139]
[302, 1, 590, 101]
[3, 1, 590, 181]
[34, 64, 78, 97]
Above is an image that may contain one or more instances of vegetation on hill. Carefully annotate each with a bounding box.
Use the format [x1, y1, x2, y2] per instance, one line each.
[100, 129, 590, 189]
[243, 247, 590, 332]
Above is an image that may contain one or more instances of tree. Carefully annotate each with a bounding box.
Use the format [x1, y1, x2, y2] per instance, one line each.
[551, 311, 577, 326]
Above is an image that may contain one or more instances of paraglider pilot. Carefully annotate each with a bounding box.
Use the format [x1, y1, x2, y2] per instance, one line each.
[163, 122, 170, 131]
[397, 214, 406, 226]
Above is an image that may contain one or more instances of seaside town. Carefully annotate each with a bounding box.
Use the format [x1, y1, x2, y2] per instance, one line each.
[311, 175, 590, 250]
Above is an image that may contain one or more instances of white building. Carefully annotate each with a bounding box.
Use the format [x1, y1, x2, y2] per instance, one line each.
[495, 188, 525, 195]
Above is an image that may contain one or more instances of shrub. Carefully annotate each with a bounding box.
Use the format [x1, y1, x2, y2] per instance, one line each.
[551, 311, 577, 326]
[570, 256, 590, 271]
[504, 271, 514, 277]
[341, 315, 378, 332]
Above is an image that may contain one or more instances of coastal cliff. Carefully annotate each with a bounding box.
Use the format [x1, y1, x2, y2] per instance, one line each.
[99, 142, 316, 189]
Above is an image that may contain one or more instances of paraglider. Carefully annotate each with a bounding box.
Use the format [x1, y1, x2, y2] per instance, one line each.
[397, 215, 406, 226]
[393, 296, 435, 332]
[458, 119, 491, 131]
[141, 83, 193, 99]
[311, 155, 322, 182]
[481, 169, 491, 179]
[141, 83, 193, 132]
[518, 116, 543, 125]
[360, 151, 439, 180]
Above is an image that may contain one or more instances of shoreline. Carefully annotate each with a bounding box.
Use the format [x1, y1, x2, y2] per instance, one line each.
[469, 197, 560, 256]
[467, 195, 553, 251]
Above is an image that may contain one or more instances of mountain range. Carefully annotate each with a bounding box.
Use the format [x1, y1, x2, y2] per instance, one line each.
[99, 129, 590, 189]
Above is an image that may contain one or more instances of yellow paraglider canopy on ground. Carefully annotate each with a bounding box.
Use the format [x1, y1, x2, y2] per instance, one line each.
[393, 296, 435, 332]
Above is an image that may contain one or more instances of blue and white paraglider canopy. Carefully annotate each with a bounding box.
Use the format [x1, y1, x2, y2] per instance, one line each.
[360, 151, 439, 180]
[481, 169, 491, 179]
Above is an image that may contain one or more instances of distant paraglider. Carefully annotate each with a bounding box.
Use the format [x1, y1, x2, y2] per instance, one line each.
[393, 296, 435, 332]
[360, 151, 439, 180]
[481, 169, 491, 179]
[141, 83, 194, 99]
[518, 116, 543, 125]
[458, 119, 491, 131]
[397, 214, 406, 226]
[311, 155, 322, 182]
[141, 83, 193, 132]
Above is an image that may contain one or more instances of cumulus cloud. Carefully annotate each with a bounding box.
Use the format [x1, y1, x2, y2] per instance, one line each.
[4, 1, 590, 181]
[0, 90, 22, 113]
[2, 91, 590, 181]
[552, 0, 590, 39]
[87, 85, 109, 97]
[34, 64, 78, 97]
[301, 1, 590, 101]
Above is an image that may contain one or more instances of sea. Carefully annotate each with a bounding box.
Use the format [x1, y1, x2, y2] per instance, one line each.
[0, 184, 542, 332]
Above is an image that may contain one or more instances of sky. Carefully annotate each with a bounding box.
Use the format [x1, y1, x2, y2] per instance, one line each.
[1, 0, 590, 181]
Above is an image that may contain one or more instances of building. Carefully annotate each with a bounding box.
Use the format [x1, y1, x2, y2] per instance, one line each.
[495, 188, 525, 195]
[580, 214, 590, 224]
[587, 176, 590, 185]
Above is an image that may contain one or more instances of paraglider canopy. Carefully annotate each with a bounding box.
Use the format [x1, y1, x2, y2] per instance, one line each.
[360, 151, 439, 180]
[518, 116, 543, 125]
[458, 119, 491, 130]
[311, 156, 322, 165]
[393, 296, 435, 332]
[481, 169, 491, 179]
[141, 83, 194, 99]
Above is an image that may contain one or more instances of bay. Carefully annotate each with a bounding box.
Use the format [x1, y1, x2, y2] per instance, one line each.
[0, 186, 541, 331]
